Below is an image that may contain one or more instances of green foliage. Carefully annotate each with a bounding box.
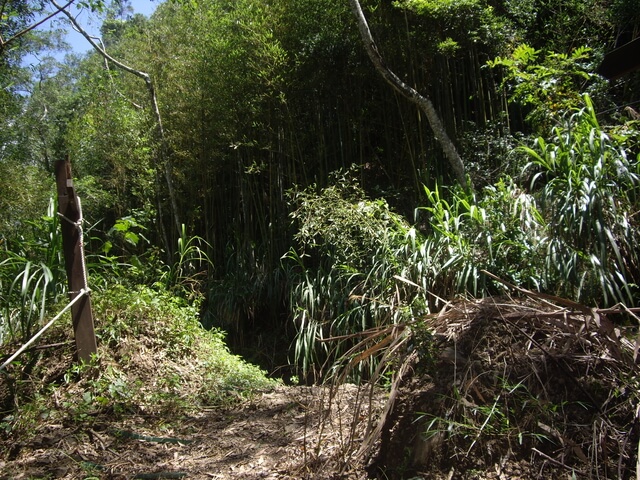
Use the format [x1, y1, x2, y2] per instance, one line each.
[17, 55, 82, 172]
[290, 169, 403, 268]
[286, 128, 639, 377]
[160, 224, 212, 297]
[417, 96, 640, 307]
[97, 216, 212, 300]
[93, 285, 276, 408]
[460, 117, 530, 186]
[436, 37, 460, 57]
[395, 0, 484, 16]
[499, 0, 612, 50]
[415, 95, 640, 307]
[66, 67, 154, 224]
[286, 169, 426, 379]
[521, 95, 640, 305]
[2, 0, 638, 392]
[0, 199, 66, 344]
[0, 203, 212, 349]
[106, 215, 147, 252]
[77, 0, 107, 13]
[416, 377, 571, 458]
[418, 180, 545, 299]
[489, 44, 605, 132]
[393, 0, 509, 51]
[2, 283, 278, 440]
[608, 0, 640, 31]
[0, 163, 53, 243]
[202, 244, 277, 337]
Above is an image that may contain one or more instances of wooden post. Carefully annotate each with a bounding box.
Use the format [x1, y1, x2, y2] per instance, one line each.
[55, 157, 97, 363]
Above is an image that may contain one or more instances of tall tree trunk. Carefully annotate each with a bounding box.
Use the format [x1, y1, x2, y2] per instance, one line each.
[53, 0, 182, 241]
[348, 0, 469, 188]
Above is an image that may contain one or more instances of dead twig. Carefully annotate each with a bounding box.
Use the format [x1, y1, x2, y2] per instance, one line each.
[531, 447, 588, 476]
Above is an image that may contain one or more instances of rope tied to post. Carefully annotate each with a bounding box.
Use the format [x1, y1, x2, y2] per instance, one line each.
[0, 287, 90, 371]
[54, 158, 98, 362]
[57, 195, 89, 292]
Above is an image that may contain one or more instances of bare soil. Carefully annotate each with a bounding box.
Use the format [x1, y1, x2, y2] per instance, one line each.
[0, 384, 385, 479]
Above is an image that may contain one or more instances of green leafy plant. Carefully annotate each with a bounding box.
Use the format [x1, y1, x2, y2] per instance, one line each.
[489, 44, 604, 133]
[105, 215, 148, 254]
[1, 283, 278, 443]
[415, 95, 639, 307]
[521, 95, 640, 305]
[286, 169, 427, 380]
[417, 179, 546, 301]
[91, 285, 277, 410]
[0, 199, 66, 344]
[160, 224, 212, 297]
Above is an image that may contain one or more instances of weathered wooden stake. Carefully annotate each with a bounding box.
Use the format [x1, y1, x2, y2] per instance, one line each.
[55, 157, 97, 363]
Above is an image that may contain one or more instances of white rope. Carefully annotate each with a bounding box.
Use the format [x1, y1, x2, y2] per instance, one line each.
[0, 288, 90, 371]
[76, 196, 89, 291]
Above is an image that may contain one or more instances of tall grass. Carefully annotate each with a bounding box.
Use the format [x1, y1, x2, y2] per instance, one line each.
[521, 95, 640, 305]
[0, 200, 215, 347]
[161, 223, 212, 296]
[415, 95, 639, 307]
[0, 199, 66, 344]
[416, 179, 546, 302]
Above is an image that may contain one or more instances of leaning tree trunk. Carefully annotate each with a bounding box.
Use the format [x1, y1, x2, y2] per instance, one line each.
[348, 0, 469, 188]
[54, 0, 182, 244]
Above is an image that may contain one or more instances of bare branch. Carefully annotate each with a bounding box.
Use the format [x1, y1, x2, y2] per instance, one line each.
[51, 0, 182, 238]
[0, 0, 75, 53]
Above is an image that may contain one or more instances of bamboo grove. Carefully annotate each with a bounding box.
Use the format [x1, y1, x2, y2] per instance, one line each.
[1, 0, 639, 375]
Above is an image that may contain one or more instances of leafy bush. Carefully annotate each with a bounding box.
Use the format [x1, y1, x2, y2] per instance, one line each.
[521, 95, 640, 305]
[89, 285, 276, 410]
[393, 0, 509, 51]
[418, 96, 639, 307]
[417, 179, 545, 300]
[286, 169, 428, 379]
[1, 284, 278, 439]
[489, 44, 606, 133]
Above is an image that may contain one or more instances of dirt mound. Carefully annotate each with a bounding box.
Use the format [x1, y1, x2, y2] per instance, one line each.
[368, 296, 640, 479]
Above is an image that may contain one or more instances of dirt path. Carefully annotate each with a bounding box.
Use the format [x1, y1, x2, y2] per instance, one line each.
[1, 385, 385, 479]
[4, 297, 638, 479]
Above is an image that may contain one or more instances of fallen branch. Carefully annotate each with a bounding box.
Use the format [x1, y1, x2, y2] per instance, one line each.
[532, 447, 588, 476]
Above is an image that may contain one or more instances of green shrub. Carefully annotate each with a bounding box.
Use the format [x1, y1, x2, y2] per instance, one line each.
[1, 284, 278, 439]
[286, 169, 427, 379]
[521, 95, 640, 305]
[489, 44, 606, 133]
[90, 284, 277, 411]
[417, 179, 546, 300]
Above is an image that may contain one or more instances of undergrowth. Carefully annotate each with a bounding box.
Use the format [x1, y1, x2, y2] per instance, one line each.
[0, 284, 278, 443]
[287, 95, 640, 382]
